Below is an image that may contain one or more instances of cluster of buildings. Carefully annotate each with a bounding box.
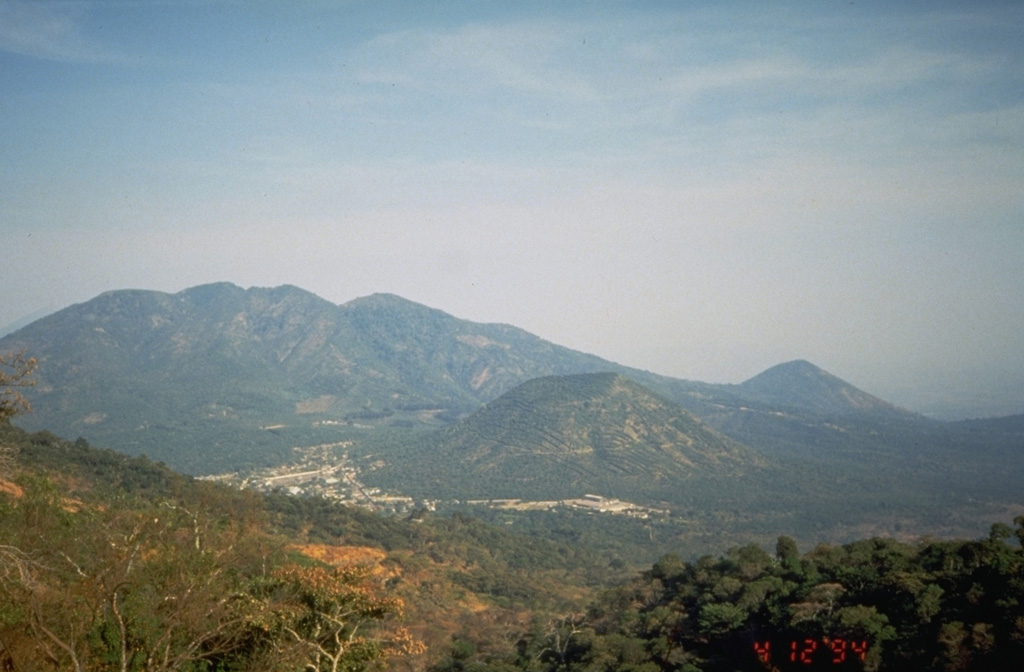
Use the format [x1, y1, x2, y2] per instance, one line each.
[466, 494, 664, 518]
[199, 442, 438, 513]
[202, 444, 662, 519]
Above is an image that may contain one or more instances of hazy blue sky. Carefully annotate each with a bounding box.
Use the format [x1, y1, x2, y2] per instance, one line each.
[2, 1, 1022, 417]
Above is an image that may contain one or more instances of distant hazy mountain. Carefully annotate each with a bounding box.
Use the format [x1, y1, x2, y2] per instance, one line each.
[0, 283, 663, 470]
[736, 359, 909, 416]
[956, 413, 1024, 433]
[366, 373, 764, 504]
[0, 283, 1007, 477]
[2, 282, 1022, 543]
[0, 305, 60, 338]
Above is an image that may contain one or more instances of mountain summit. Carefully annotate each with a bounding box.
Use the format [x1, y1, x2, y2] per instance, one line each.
[737, 360, 911, 416]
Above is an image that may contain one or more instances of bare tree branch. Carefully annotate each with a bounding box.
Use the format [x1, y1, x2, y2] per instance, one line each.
[0, 350, 37, 424]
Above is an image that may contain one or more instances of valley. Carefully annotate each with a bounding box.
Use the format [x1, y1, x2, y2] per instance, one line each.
[212, 444, 664, 519]
[2, 282, 1022, 553]
[204, 435, 679, 562]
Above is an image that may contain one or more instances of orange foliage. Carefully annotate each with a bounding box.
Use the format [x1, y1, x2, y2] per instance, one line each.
[291, 544, 402, 584]
[0, 476, 82, 511]
[0, 478, 23, 498]
[293, 543, 387, 566]
[268, 563, 422, 668]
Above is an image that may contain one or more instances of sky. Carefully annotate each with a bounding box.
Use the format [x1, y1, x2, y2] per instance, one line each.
[1, 1, 1023, 418]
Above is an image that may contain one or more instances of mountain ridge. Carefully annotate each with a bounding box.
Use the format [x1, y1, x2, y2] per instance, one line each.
[3, 282, 1023, 545]
[3, 283, 663, 470]
[0, 282, 984, 476]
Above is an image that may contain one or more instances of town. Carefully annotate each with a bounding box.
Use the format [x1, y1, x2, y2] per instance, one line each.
[200, 440, 665, 519]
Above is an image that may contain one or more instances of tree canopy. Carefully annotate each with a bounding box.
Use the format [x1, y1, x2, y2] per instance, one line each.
[0, 350, 36, 424]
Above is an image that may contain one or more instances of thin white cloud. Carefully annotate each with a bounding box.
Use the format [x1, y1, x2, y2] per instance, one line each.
[352, 20, 600, 102]
[0, 1, 114, 62]
[336, 10, 1018, 158]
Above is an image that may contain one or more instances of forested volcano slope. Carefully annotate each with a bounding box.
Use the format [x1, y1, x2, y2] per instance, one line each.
[365, 372, 764, 505]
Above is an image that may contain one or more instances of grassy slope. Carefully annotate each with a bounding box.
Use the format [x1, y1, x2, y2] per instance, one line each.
[0, 421, 627, 667]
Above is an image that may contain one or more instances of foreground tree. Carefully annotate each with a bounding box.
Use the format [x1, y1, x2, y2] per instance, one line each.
[0, 476, 419, 671]
[262, 564, 423, 672]
[0, 350, 36, 424]
[0, 350, 36, 475]
[0, 482, 274, 671]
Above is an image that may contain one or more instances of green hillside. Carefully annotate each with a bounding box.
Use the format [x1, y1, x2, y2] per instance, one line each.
[361, 372, 1023, 547]
[440, 525, 1024, 672]
[365, 373, 763, 505]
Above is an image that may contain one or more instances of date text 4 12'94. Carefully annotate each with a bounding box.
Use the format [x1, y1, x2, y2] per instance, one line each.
[752, 638, 868, 670]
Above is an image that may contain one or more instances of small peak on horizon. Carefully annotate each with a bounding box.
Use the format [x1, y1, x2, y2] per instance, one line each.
[178, 282, 328, 301]
[742, 359, 826, 384]
[177, 281, 244, 295]
[177, 282, 320, 294]
[342, 292, 450, 315]
[738, 358, 912, 416]
[770, 359, 821, 371]
[349, 291, 408, 303]
[175, 282, 248, 306]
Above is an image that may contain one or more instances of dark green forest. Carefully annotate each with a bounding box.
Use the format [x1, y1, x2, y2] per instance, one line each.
[430, 528, 1024, 672]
